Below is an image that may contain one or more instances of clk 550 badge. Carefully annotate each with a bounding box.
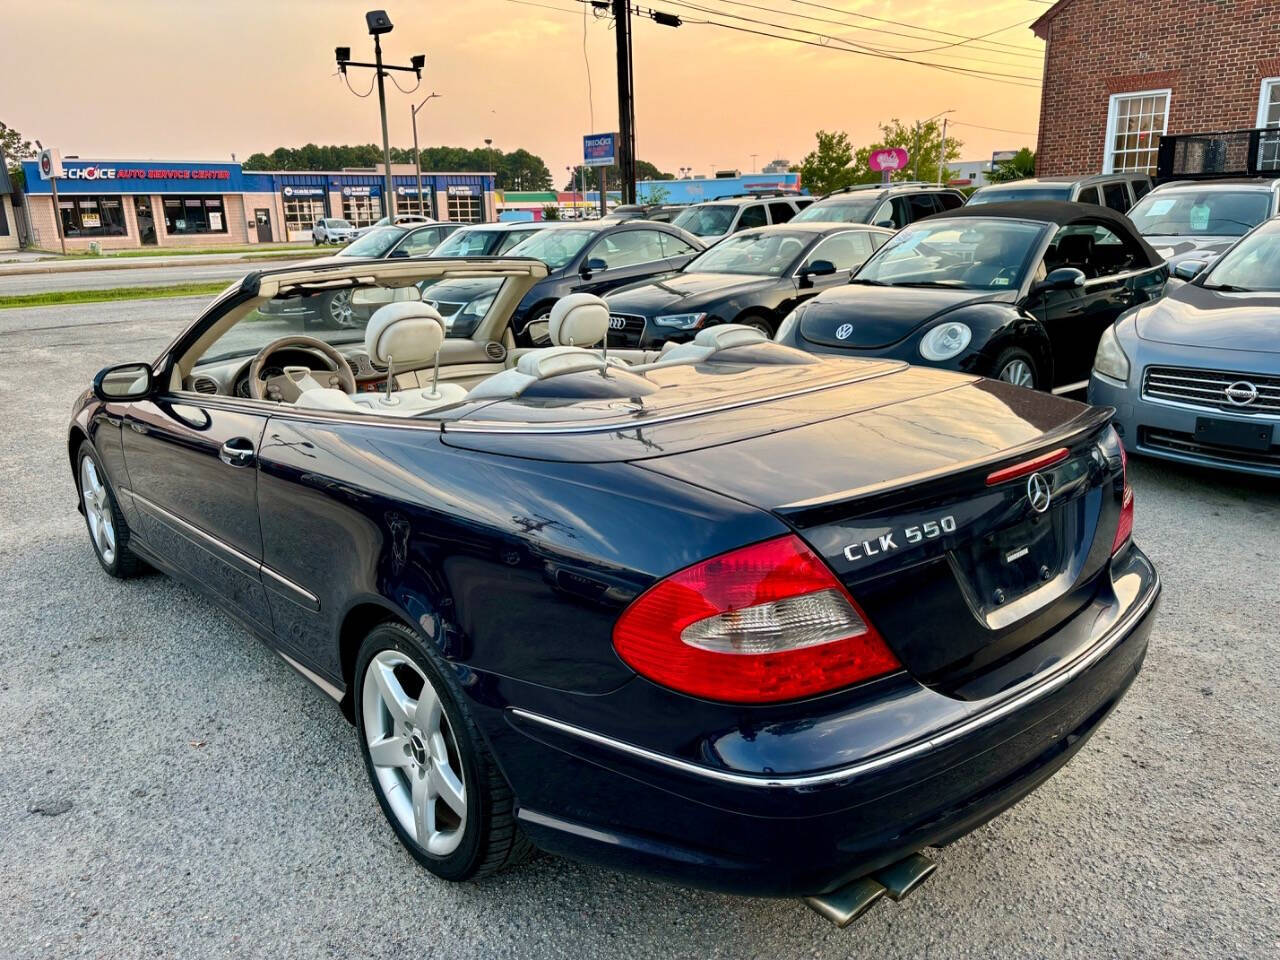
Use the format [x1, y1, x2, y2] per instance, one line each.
[843, 514, 957, 562]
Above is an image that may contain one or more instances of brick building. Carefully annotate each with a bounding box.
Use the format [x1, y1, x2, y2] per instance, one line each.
[1032, 0, 1280, 176]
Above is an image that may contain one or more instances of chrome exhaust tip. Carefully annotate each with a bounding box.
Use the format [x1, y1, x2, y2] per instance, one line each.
[871, 852, 937, 901]
[803, 852, 937, 927]
[803, 877, 887, 928]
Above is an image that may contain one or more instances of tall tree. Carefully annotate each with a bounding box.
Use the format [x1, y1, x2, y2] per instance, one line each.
[241, 143, 553, 190]
[1, 121, 37, 189]
[797, 130, 860, 196]
[986, 148, 1036, 183]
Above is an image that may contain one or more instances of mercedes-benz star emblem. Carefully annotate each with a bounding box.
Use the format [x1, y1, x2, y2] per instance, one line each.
[1027, 472, 1052, 514]
[1224, 380, 1259, 406]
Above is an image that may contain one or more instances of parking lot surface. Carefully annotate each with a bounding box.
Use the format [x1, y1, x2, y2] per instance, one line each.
[1, 297, 1277, 959]
[0, 259, 314, 295]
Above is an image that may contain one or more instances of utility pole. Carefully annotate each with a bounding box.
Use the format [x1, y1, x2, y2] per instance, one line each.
[412, 92, 441, 218]
[750, 153, 758, 173]
[937, 117, 949, 187]
[612, 0, 636, 205]
[336, 11, 425, 218]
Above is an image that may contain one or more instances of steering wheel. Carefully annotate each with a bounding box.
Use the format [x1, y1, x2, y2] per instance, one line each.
[248, 335, 358, 403]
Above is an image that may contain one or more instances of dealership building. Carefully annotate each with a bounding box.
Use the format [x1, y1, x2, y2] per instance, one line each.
[19, 158, 496, 251]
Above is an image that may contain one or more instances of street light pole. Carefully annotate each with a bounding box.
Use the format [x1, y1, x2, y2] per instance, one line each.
[372, 33, 394, 209]
[912, 109, 954, 182]
[412, 92, 442, 218]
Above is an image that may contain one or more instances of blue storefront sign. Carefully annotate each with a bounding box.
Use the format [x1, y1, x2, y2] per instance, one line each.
[341, 184, 381, 197]
[583, 133, 617, 168]
[22, 159, 246, 194]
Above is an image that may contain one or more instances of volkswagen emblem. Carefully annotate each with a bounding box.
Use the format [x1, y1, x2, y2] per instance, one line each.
[835, 323, 854, 340]
[1027, 472, 1052, 514]
[1224, 380, 1259, 406]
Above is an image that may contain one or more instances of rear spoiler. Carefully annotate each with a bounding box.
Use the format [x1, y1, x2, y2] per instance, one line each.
[776, 405, 1115, 518]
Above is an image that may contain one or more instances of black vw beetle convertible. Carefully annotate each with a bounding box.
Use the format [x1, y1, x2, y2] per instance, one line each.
[70, 254, 1159, 927]
[776, 202, 1169, 394]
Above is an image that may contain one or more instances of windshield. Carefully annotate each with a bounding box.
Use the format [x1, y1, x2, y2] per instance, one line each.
[968, 185, 1072, 205]
[672, 205, 736, 237]
[855, 218, 1043, 290]
[1201, 226, 1280, 292]
[1128, 190, 1271, 237]
[325, 219, 352, 228]
[685, 230, 810, 275]
[505, 228, 595, 270]
[338, 226, 406, 258]
[433, 229, 499, 257]
[792, 196, 880, 223]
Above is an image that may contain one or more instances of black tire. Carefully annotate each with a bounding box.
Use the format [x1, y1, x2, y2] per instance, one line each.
[76, 441, 147, 579]
[354, 621, 533, 881]
[735, 312, 774, 337]
[991, 346, 1041, 391]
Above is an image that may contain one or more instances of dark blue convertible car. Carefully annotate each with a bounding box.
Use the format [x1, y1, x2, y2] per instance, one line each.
[70, 254, 1159, 926]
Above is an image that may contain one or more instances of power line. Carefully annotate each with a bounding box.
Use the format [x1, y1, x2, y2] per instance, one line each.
[705, 0, 1044, 59]
[778, 0, 1045, 53]
[616, 1, 1043, 85]
[951, 120, 1038, 136]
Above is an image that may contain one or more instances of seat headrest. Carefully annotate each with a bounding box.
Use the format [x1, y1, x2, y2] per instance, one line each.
[365, 301, 446, 366]
[549, 293, 610, 347]
[1056, 233, 1094, 262]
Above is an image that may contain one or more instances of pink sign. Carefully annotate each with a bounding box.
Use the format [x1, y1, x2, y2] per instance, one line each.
[868, 148, 910, 173]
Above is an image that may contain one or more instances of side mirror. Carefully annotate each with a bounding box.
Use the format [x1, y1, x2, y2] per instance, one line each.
[93, 362, 154, 402]
[1173, 259, 1207, 281]
[581, 257, 607, 277]
[388, 248, 410, 258]
[798, 259, 837, 287]
[1033, 267, 1086, 295]
[875, 219, 895, 229]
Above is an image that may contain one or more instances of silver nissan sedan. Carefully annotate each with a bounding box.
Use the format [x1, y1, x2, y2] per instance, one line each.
[1088, 218, 1280, 476]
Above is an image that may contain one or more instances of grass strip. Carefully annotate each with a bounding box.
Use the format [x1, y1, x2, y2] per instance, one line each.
[0, 282, 230, 310]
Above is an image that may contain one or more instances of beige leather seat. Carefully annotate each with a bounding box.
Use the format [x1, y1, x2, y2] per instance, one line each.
[465, 345, 612, 401]
[297, 302, 467, 416]
[631, 323, 770, 370]
[509, 293, 640, 366]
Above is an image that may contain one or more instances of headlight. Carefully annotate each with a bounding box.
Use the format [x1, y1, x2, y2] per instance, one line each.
[775, 307, 802, 342]
[654, 312, 706, 330]
[1093, 324, 1130, 383]
[919, 321, 973, 361]
[461, 294, 495, 317]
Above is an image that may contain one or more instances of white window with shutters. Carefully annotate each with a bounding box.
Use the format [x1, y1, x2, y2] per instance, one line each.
[1103, 89, 1170, 175]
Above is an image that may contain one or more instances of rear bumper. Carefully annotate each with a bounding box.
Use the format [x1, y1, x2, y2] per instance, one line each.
[1089, 372, 1280, 477]
[488, 550, 1160, 897]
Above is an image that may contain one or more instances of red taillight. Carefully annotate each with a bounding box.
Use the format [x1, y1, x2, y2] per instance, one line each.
[1111, 439, 1134, 554]
[612, 535, 901, 704]
[986, 447, 1070, 486]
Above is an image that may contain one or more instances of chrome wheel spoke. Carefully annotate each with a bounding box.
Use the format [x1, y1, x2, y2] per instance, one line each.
[371, 660, 414, 725]
[411, 766, 434, 843]
[412, 681, 441, 735]
[430, 763, 467, 818]
[368, 733, 410, 769]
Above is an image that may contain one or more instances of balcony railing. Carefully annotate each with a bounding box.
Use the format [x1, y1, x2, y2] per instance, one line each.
[1156, 128, 1280, 181]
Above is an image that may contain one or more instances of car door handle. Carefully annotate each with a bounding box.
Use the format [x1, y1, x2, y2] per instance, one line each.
[219, 437, 256, 468]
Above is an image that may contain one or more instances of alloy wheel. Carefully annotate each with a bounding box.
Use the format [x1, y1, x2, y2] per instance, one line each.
[999, 359, 1035, 388]
[80, 456, 116, 566]
[361, 650, 468, 856]
[327, 290, 358, 328]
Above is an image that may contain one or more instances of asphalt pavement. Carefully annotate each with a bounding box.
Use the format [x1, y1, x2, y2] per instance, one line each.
[0, 258, 315, 295]
[0, 296, 1277, 959]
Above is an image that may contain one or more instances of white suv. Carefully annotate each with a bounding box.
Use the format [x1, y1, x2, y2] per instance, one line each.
[313, 218, 356, 245]
[671, 194, 813, 246]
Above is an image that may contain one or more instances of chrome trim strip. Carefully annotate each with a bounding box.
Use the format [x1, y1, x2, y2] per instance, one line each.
[277, 651, 344, 702]
[1051, 380, 1089, 395]
[261, 565, 320, 610]
[510, 573, 1159, 790]
[126, 488, 259, 571]
[1137, 392, 1280, 421]
[443, 366, 915, 436]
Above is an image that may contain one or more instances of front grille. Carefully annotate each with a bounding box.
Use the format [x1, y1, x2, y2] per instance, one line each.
[426, 299, 463, 317]
[1142, 365, 1280, 415]
[607, 313, 646, 347]
[1140, 427, 1280, 469]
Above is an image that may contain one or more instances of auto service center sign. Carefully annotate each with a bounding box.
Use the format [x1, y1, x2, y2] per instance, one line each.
[868, 148, 910, 173]
[583, 133, 617, 168]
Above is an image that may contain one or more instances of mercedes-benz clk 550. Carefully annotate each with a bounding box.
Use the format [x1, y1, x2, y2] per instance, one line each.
[69, 256, 1159, 927]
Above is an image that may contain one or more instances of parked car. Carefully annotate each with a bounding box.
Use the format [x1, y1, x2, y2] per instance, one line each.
[968, 174, 1153, 214]
[428, 220, 549, 257]
[601, 202, 687, 223]
[354, 212, 433, 238]
[312, 218, 356, 245]
[1088, 216, 1280, 476]
[671, 194, 812, 245]
[792, 182, 966, 229]
[775, 201, 1168, 392]
[1125, 177, 1280, 269]
[72, 253, 1158, 921]
[421, 220, 704, 344]
[604, 223, 891, 346]
[261, 222, 464, 328]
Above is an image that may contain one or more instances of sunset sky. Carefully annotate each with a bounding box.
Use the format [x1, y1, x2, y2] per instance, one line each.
[2, 0, 1046, 179]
